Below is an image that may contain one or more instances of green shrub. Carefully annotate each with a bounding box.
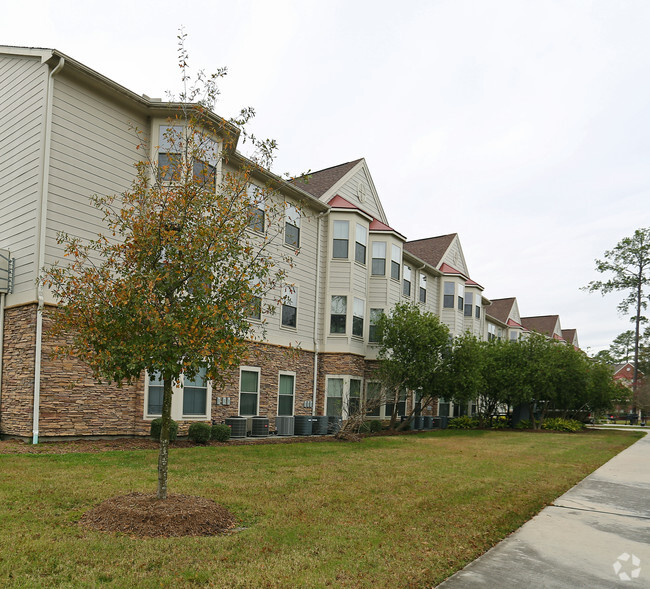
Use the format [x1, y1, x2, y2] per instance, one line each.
[448, 416, 480, 430]
[491, 416, 510, 430]
[359, 421, 371, 434]
[188, 422, 212, 443]
[369, 420, 383, 433]
[150, 418, 178, 441]
[211, 423, 231, 442]
[542, 418, 585, 432]
[515, 419, 532, 430]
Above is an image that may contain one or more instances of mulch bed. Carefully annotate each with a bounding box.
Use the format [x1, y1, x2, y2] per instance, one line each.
[78, 492, 238, 537]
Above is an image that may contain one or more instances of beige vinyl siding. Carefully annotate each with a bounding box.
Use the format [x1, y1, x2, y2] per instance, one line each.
[258, 197, 320, 350]
[441, 235, 469, 276]
[333, 166, 386, 223]
[45, 73, 148, 271]
[0, 55, 46, 297]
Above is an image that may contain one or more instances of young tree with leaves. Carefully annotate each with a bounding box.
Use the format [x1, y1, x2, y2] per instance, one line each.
[42, 35, 293, 499]
[584, 228, 650, 413]
[375, 302, 451, 430]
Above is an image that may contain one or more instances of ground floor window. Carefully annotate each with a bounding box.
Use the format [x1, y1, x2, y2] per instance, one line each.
[278, 373, 295, 416]
[365, 382, 382, 416]
[326, 378, 344, 416]
[240, 368, 260, 416]
[385, 389, 407, 419]
[147, 372, 164, 415]
[349, 379, 361, 415]
[146, 370, 210, 420]
[183, 368, 208, 416]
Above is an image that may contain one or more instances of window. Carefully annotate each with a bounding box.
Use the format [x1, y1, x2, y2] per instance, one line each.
[366, 382, 382, 416]
[464, 292, 473, 317]
[475, 301, 481, 319]
[278, 373, 295, 416]
[403, 265, 412, 297]
[391, 245, 401, 280]
[371, 242, 386, 275]
[443, 282, 455, 308]
[281, 285, 297, 328]
[510, 330, 519, 342]
[240, 369, 260, 416]
[438, 397, 450, 417]
[487, 324, 497, 342]
[248, 296, 262, 321]
[247, 185, 265, 232]
[457, 283, 464, 311]
[349, 379, 361, 415]
[385, 389, 407, 418]
[183, 368, 208, 416]
[285, 203, 300, 248]
[147, 371, 164, 415]
[158, 125, 183, 181]
[192, 159, 216, 192]
[330, 295, 347, 334]
[326, 378, 344, 416]
[333, 220, 349, 258]
[355, 224, 367, 264]
[419, 274, 427, 303]
[352, 298, 364, 338]
[369, 308, 383, 343]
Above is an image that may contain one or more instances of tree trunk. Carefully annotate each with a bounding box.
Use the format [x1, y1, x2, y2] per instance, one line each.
[157, 376, 174, 500]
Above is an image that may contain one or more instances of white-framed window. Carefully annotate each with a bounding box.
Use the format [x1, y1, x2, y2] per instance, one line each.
[510, 330, 519, 342]
[457, 283, 465, 312]
[146, 371, 164, 416]
[475, 299, 481, 319]
[326, 377, 344, 416]
[158, 125, 184, 182]
[371, 242, 386, 275]
[419, 274, 427, 303]
[183, 368, 209, 416]
[277, 372, 295, 416]
[285, 203, 300, 248]
[369, 308, 383, 343]
[355, 223, 367, 265]
[145, 369, 210, 420]
[365, 381, 382, 416]
[239, 367, 260, 416]
[352, 298, 365, 338]
[330, 295, 347, 334]
[385, 388, 407, 419]
[391, 245, 401, 280]
[349, 378, 361, 415]
[333, 220, 349, 258]
[487, 324, 497, 342]
[443, 282, 455, 308]
[247, 184, 265, 232]
[464, 292, 473, 317]
[403, 265, 412, 297]
[281, 285, 297, 328]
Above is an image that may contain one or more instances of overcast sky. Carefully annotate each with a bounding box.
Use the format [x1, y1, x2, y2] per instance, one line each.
[5, 0, 650, 353]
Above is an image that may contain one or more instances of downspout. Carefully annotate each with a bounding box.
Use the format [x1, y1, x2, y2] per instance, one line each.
[312, 211, 328, 415]
[32, 55, 65, 444]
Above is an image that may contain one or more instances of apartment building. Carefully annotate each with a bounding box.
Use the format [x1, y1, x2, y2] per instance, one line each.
[0, 46, 578, 440]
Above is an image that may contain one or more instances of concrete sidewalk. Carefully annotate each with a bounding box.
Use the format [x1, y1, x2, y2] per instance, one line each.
[438, 431, 650, 588]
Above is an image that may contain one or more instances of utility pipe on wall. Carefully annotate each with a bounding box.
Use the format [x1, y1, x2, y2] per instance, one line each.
[312, 210, 328, 415]
[32, 55, 65, 445]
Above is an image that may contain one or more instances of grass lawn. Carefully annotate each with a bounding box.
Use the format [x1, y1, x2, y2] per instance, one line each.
[0, 429, 641, 588]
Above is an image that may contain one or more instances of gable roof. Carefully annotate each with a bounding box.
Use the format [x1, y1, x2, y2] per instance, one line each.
[486, 297, 517, 324]
[562, 329, 577, 345]
[439, 262, 465, 277]
[521, 315, 561, 337]
[290, 160, 363, 198]
[404, 234, 457, 269]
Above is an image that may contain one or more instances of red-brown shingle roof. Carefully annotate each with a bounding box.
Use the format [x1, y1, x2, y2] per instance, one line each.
[290, 159, 363, 198]
[404, 234, 457, 269]
[486, 297, 517, 324]
[521, 315, 561, 337]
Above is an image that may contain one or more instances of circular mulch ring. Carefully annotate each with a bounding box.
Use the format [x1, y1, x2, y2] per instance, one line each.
[79, 492, 237, 538]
